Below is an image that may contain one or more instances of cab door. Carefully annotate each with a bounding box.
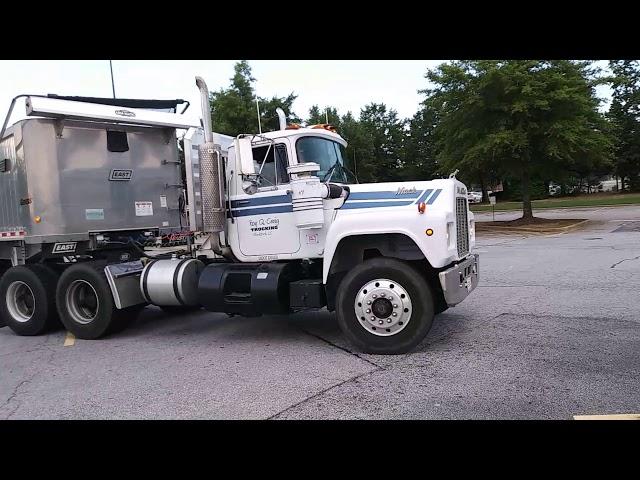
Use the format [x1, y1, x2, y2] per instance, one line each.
[231, 141, 300, 258]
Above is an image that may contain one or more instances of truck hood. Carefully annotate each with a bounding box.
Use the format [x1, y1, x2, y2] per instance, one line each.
[340, 179, 467, 211]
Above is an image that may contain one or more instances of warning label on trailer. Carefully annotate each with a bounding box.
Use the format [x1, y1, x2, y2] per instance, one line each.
[135, 201, 153, 217]
[86, 209, 104, 220]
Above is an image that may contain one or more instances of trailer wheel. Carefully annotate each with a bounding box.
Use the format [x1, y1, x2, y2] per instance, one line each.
[56, 261, 138, 339]
[0, 264, 60, 336]
[335, 257, 435, 355]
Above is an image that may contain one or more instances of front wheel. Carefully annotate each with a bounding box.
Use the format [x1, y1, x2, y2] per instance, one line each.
[335, 257, 435, 355]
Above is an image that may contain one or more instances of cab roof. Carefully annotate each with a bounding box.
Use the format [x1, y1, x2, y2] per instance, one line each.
[248, 127, 347, 147]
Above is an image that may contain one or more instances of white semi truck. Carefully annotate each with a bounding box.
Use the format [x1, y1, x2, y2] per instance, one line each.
[0, 76, 478, 354]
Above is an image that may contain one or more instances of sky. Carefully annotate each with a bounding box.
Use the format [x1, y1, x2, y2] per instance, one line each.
[0, 60, 613, 129]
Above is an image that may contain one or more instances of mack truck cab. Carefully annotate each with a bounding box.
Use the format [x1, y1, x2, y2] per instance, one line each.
[0, 76, 478, 355]
[141, 77, 479, 354]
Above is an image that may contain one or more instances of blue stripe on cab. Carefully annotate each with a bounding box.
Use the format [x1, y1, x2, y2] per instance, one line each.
[426, 189, 442, 204]
[230, 194, 292, 208]
[229, 204, 293, 217]
[341, 201, 414, 210]
[415, 188, 434, 204]
[348, 190, 421, 200]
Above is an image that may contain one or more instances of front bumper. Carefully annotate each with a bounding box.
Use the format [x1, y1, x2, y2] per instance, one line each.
[438, 254, 479, 306]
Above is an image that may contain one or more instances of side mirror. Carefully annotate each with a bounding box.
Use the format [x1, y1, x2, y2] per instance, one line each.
[235, 137, 256, 176]
[242, 179, 258, 195]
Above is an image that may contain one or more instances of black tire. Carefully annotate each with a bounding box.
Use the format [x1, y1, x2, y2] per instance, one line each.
[435, 296, 449, 315]
[56, 261, 139, 339]
[336, 257, 435, 355]
[159, 305, 202, 315]
[0, 264, 60, 336]
[109, 304, 147, 334]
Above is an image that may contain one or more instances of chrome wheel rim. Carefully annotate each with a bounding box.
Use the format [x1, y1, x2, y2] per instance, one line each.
[6, 281, 35, 323]
[66, 280, 99, 325]
[354, 278, 412, 337]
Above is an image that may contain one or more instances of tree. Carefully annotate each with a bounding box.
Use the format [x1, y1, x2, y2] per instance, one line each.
[401, 103, 441, 182]
[259, 94, 302, 132]
[358, 103, 407, 182]
[424, 60, 611, 219]
[339, 111, 376, 182]
[608, 60, 640, 191]
[306, 105, 341, 127]
[209, 61, 301, 136]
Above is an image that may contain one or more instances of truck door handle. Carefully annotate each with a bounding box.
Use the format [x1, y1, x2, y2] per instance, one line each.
[236, 200, 250, 205]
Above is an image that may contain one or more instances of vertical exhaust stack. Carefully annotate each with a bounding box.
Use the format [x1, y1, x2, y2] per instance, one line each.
[276, 107, 287, 130]
[195, 76, 226, 255]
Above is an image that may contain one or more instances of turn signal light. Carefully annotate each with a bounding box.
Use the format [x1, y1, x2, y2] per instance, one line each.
[418, 202, 426, 214]
[426, 228, 434, 236]
[34, 215, 42, 223]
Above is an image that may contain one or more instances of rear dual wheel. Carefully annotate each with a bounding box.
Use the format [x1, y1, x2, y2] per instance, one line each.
[56, 261, 144, 339]
[0, 264, 60, 335]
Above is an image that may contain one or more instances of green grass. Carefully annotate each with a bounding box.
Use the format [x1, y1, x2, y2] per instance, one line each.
[470, 193, 640, 212]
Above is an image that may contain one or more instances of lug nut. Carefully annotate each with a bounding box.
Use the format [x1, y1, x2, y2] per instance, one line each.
[371, 317, 376, 321]
[372, 294, 377, 299]
[378, 320, 383, 325]
[367, 301, 372, 305]
[393, 304, 398, 308]
[380, 293, 385, 297]
[387, 319, 392, 323]
[392, 312, 397, 317]
[366, 309, 371, 313]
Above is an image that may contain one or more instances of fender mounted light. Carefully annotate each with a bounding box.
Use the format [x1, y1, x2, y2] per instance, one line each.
[418, 202, 426, 214]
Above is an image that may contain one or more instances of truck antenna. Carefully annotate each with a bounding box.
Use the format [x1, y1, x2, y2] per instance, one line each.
[256, 98, 262, 134]
[325, 108, 329, 124]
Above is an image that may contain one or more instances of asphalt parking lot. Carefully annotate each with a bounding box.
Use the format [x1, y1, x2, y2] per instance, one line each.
[1, 205, 639, 419]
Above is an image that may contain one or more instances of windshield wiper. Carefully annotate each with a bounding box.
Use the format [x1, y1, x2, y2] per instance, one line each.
[322, 159, 342, 182]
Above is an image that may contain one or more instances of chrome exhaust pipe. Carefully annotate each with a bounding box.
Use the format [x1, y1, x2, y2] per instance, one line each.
[196, 76, 213, 143]
[276, 107, 287, 130]
[195, 76, 233, 258]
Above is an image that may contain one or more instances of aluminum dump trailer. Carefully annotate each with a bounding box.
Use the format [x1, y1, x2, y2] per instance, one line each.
[0, 95, 199, 258]
[0, 94, 200, 332]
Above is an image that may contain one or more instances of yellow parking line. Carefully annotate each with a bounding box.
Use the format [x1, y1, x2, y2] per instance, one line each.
[574, 414, 640, 420]
[63, 331, 76, 347]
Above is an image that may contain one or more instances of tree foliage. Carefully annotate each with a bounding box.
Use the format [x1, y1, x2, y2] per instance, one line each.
[608, 60, 640, 191]
[423, 60, 611, 217]
[204, 60, 625, 213]
[402, 104, 441, 182]
[209, 61, 301, 136]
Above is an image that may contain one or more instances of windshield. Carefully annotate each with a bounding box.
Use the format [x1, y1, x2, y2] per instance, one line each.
[296, 136, 357, 183]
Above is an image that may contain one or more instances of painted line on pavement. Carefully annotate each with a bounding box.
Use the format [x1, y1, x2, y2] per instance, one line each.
[63, 331, 76, 347]
[574, 413, 640, 420]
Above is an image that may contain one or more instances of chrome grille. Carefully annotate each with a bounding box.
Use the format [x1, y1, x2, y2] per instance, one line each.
[456, 197, 469, 257]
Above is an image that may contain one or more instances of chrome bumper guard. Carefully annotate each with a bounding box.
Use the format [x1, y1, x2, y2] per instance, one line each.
[438, 254, 479, 307]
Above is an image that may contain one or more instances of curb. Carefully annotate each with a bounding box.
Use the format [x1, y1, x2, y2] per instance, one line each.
[471, 203, 640, 213]
[476, 219, 589, 235]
